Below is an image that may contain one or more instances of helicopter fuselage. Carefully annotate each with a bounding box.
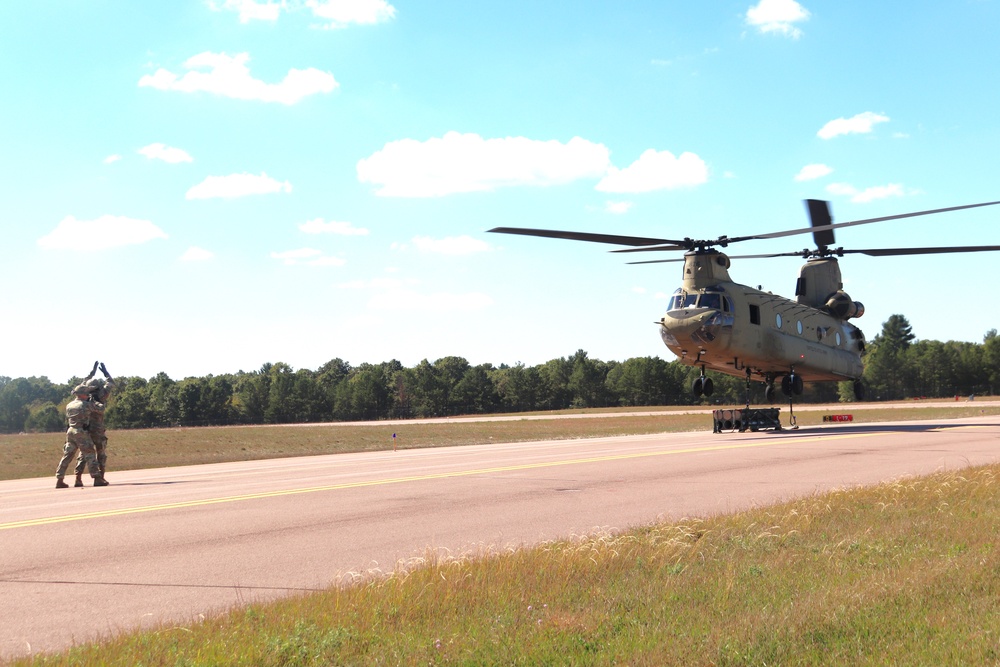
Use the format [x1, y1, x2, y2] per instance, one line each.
[658, 250, 865, 383]
[489, 197, 1000, 402]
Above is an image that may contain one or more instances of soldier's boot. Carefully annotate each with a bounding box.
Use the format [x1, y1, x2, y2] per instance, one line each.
[93, 476, 109, 487]
[56, 478, 69, 489]
[74, 473, 84, 488]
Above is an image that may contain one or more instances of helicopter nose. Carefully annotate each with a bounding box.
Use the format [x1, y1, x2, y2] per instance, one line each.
[692, 311, 728, 344]
[659, 309, 716, 342]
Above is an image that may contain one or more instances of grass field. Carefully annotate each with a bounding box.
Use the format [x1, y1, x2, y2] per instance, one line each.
[7, 403, 1000, 665]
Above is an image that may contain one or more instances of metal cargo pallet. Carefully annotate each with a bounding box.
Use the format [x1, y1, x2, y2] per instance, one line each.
[712, 407, 782, 433]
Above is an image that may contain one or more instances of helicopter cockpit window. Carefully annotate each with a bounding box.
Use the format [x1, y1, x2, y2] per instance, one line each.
[698, 293, 722, 310]
[668, 292, 699, 311]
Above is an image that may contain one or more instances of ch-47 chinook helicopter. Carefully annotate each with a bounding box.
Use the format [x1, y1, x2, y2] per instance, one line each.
[489, 199, 1000, 407]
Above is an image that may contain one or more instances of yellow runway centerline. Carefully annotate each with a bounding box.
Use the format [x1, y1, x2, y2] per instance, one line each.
[2, 432, 882, 531]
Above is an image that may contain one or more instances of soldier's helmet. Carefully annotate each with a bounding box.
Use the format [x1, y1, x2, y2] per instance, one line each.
[86, 377, 105, 391]
[73, 383, 91, 396]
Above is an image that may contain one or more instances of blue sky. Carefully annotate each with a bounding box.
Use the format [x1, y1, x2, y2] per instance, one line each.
[4, 0, 1000, 382]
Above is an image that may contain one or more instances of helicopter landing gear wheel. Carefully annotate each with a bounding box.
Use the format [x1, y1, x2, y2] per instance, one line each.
[692, 375, 714, 397]
[780, 373, 803, 397]
[853, 379, 866, 401]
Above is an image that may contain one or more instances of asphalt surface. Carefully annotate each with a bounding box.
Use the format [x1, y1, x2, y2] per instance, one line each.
[3, 412, 999, 661]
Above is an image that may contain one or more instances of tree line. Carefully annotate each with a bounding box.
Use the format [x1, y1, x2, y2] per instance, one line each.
[2, 315, 997, 434]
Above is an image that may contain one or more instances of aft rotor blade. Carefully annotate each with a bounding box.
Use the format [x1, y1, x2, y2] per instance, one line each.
[843, 245, 1000, 257]
[805, 199, 835, 248]
[488, 226, 687, 248]
[730, 200, 1000, 245]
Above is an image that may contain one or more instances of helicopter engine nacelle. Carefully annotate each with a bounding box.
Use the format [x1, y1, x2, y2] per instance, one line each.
[824, 291, 865, 320]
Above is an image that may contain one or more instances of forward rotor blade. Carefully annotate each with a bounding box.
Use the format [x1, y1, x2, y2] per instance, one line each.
[625, 257, 686, 265]
[490, 200, 1000, 254]
[626, 251, 804, 265]
[610, 244, 691, 253]
[488, 226, 686, 248]
[625, 245, 1000, 265]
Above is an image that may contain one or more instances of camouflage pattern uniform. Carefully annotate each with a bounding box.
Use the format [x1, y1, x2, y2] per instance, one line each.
[75, 377, 114, 477]
[56, 385, 103, 485]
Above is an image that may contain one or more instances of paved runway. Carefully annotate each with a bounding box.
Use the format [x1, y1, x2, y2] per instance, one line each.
[2, 414, 999, 660]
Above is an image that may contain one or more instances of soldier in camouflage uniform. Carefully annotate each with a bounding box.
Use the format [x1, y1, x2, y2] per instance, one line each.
[73, 370, 115, 487]
[55, 382, 107, 488]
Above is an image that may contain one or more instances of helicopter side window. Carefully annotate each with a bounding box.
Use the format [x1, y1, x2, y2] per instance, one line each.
[749, 304, 760, 325]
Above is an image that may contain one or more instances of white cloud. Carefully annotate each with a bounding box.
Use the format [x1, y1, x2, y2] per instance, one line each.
[138, 143, 193, 164]
[596, 149, 708, 193]
[745, 0, 810, 39]
[412, 235, 491, 256]
[37, 215, 168, 251]
[817, 112, 890, 140]
[270, 248, 321, 264]
[826, 182, 905, 203]
[103, 154, 122, 164]
[794, 163, 833, 182]
[357, 132, 611, 197]
[336, 277, 414, 290]
[270, 248, 345, 266]
[368, 289, 492, 312]
[138, 52, 338, 105]
[180, 246, 215, 262]
[307, 256, 348, 266]
[336, 275, 490, 312]
[307, 0, 396, 28]
[186, 172, 292, 199]
[299, 218, 369, 235]
[604, 200, 634, 215]
[208, 0, 282, 22]
[208, 0, 398, 27]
